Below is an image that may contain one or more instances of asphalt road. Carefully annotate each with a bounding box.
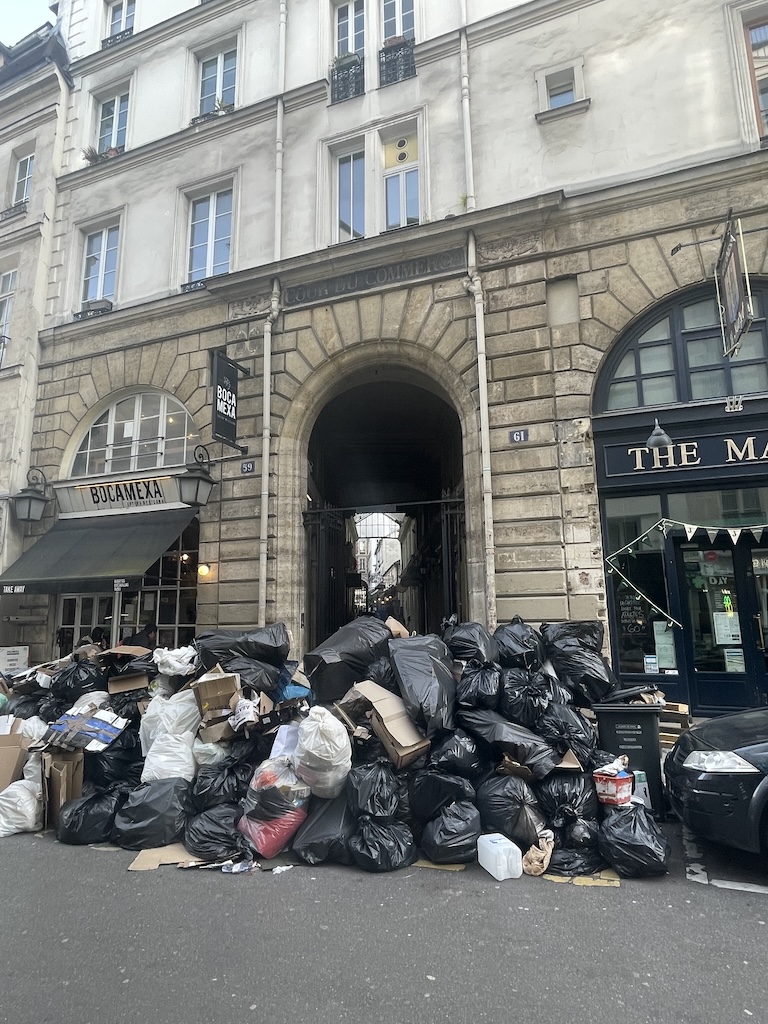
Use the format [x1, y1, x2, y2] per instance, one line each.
[1, 823, 766, 1024]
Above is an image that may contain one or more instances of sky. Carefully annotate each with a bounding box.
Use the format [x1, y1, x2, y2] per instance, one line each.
[0, 0, 54, 47]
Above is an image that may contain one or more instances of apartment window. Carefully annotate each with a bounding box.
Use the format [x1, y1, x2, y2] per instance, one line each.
[337, 0, 365, 56]
[0, 270, 15, 367]
[13, 155, 34, 205]
[199, 49, 237, 115]
[82, 225, 119, 303]
[535, 58, 589, 123]
[107, 0, 135, 36]
[98, 92, 129, 152]
[383, 0, 415, 42]
[72, 392, 201, 477]
[188, 188, 232, 281]
[337, 151, 365, 241]
[747, 20, 768, 136]
[383, 134, 419, 229]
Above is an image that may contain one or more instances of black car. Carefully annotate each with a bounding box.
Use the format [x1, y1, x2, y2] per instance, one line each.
[664, 707, 768, 854]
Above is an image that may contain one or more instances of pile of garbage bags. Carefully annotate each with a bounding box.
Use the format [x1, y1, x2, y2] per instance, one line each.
[0, 615, 670, 880]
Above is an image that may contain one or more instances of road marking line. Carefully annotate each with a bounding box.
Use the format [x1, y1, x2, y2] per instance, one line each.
[709, 879, 768, 895]
[682, 827, 709, 885]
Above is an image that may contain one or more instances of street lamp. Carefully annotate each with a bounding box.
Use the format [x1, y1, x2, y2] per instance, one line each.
[646, 418, 673, 448]
[12, 467, 50, 522]
[175, 445, 216, 508]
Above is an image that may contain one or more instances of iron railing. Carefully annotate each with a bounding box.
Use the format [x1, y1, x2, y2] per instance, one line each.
[331, 58, 365, 104]
[379, 40, 416, 87]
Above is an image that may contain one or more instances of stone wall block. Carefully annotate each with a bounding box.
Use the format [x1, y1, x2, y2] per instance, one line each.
[381, 289, 408, 337]
[492, 349, 552, 380]
[433, 319, 468, 361]
[554, 368, 594, 397]
[495, 545, 565, 570]
[607, 265, 655, 315]
[509, 304, 548, 331]
[491, 444, 558, 472]
[495, 569, 567, 596]
[296, 328, 326, 368]
[546, 252, 590, 277]
[656, 229, 705, 288]
[487, 281, 546, 313]
[493, 469, 561, 496]
[419, 300, 454, 350]
[507, 260, 547, 284]
[284, 350, 312, 385]
[487, 327, 549, 356]
[496, 595, 569, 623]
[591, 290, 633, 333]
[626, 238, 678, 299]
[577, 270, 608, 296]
[311, 305, 343, 356]
[555, 393, 591, 418]
[502, 374, 554, 401]
[590, 243, 628, 270]
[359, 295, 383, 342]
[399, 285, 433, 342]
[331, 299, 361, 347]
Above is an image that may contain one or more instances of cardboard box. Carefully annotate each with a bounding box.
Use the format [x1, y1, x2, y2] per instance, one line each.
[228, 687, 274, 731]
[0, 717, 27, 793]
[98, 645, 152, 663]
[42, 749, 84, 828]
[256, 697, 309, 731]
[107, 672, 150, 695]
[191, 665, 240, 714]
[332, 703, 374, 748]
[198, 709, 237, 744]
[353, 680, 430, 768]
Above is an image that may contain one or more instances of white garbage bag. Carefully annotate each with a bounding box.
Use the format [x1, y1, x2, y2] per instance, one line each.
[148, 673, 174, 698]
[193, 738, 230, 766]
[0, 780, 43, 838]
[141, 732, 197, 783]
[20, 716, 48, 743]
[22, 751, 41, 782]
[293, 706, 352, 799]
[139, 690, 201, 755]
[270, 723, 300, 760]
[153, 646, 197, 676]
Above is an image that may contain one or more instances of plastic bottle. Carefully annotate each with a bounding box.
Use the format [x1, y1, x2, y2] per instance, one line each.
[477, 832, 523, 880]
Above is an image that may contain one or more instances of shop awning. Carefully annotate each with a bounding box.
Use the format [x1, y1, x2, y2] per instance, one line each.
[0, 509, 197, 595]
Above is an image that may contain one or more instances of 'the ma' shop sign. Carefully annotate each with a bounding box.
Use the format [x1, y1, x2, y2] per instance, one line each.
[212, 352, 239, 447]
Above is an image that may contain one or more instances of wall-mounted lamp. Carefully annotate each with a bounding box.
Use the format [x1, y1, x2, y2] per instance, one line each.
[197, 563, 211, 577]
[176, 445, 216, 508]
[12, 467, 50, 522]
[646, 418, 673, 448]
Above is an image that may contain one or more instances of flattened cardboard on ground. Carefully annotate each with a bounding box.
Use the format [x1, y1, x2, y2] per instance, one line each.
[107, 672, 150, 695]
[354, 680, 430, 768]
[127, 843, 192, 871]
[0, 717, 27, 792]
[191, 665, 240, 714]
[42, 749, 83, 829]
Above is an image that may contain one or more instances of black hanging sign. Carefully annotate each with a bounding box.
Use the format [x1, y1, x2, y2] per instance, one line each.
[716, 218, 752, 357]
[212, 352, 246, 450]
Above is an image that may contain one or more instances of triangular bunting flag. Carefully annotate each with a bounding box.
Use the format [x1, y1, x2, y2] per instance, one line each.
[684, 524, 697, 540]
[728, 528, 742, 544]
[706, 528, 719, 544]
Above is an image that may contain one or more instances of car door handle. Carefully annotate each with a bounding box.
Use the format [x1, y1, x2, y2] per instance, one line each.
[754, 614, 765, 651]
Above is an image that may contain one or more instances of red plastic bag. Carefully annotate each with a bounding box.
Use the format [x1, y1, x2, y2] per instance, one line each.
[237, 807, 308, 859]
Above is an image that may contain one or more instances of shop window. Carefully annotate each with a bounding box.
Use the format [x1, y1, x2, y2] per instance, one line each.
[72, 391, 200, 477]
[595, 286, 768, 413]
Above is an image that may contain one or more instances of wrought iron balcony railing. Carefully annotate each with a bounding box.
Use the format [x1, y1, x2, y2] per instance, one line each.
[379, 39, 416, 87]
[331, 57, 365, 104]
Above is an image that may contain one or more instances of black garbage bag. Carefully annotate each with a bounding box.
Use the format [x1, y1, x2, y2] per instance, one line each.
[408, 769, 476, 823]
[4, 691, 44, 719]
[458, 708, 560, 779]
[421, 801, 481, 864]
[548, 677, 575, 706]
[498, 668, 551, 730]
[541, 620, 604, 652]
[111, 778, 195, 849]
[566, 818, 600, 849]
[304, 617, 393, 704]
[113, 652, 159, 681]
[38, 694, 73, 724]
[476, 775, 547, 850]
[545, 642, 621, 705]
[346, 761, 400, 822]
[195, 624, 291, 669]
[223, 657, 280, 692]
[456, 663, 502, 712]
[183, 804, 249, 862]
[292, 794, 358, 865]
[428, 729, 489, 780]
[536, 772, 600, 825]
[598, 805, 670, 877]
[193, 757, 254, 811]
[348, 816, 417, 872]
[108, 688, 151, 721]
[548, 845, 606, 876]
[443, 621, 499, 665]
[56, 784, 134, 845]
[589, 748, 619, 771]
[367, 656, 398, 694]
[389, 635, 456, 738]
[50, 660, 108, 703]
[536, 704, 597, 766]
[84, 725, 144, 787]
[493, 617, 545, 670]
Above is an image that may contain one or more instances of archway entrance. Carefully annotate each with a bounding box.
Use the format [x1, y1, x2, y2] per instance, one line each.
[303, 379, 466, 648]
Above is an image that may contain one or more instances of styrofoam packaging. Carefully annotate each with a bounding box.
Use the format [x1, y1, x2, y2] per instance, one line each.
[477, 833, 523, 880]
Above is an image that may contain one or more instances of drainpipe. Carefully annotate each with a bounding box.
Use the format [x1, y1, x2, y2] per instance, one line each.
[459, 0, 476, 211]
[274, 0, 288, 262]
[465, 231, 497, 630]
[258, 279, 282, 626]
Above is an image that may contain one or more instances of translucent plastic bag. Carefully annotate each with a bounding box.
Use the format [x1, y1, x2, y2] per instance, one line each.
[153, 646, 197, 676]
[242, 758, 311, 821]
[141, 732, 197, 783]
[0, 780, 43, 837]
[193, 738, 230, 766]
[139, 691, 201, 755]
[293, 706, 352, 799]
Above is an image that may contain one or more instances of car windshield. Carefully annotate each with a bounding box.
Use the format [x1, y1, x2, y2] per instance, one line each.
[691, 708, 768, 750]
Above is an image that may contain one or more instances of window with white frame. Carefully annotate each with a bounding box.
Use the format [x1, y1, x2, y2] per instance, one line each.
[199, 48, 237, 115]
[0, 270, 16, 367]
[383, 133, 419, 230]
[97, 91, 129, 152]
[82, 225, 119, 304]
[383, 0, 415, 41]
[188, 188, 232, 281]
[336, 0, 365, 56]
[746, 19, 768, 136]
[337, 150, 365, 241]
[13, 155, 34, 205]
[534, 57, 589, 122]
[72, 392, 201, 477]
[107, 0, 135, 37]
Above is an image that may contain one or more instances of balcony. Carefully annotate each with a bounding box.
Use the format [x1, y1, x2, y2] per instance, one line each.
[379, 38, 416, 87]
[101, 28, 134, 50]
[181, 280, 207, 293]
[0, 201, 28, 222]
[331, 55, 365, 104]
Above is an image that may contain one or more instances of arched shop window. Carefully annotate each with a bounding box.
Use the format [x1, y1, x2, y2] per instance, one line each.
[594, 286, 768, 413]
[72, 392, 200, 477]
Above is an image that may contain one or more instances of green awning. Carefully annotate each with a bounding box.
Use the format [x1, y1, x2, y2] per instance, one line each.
[0, 509, 197, 595]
